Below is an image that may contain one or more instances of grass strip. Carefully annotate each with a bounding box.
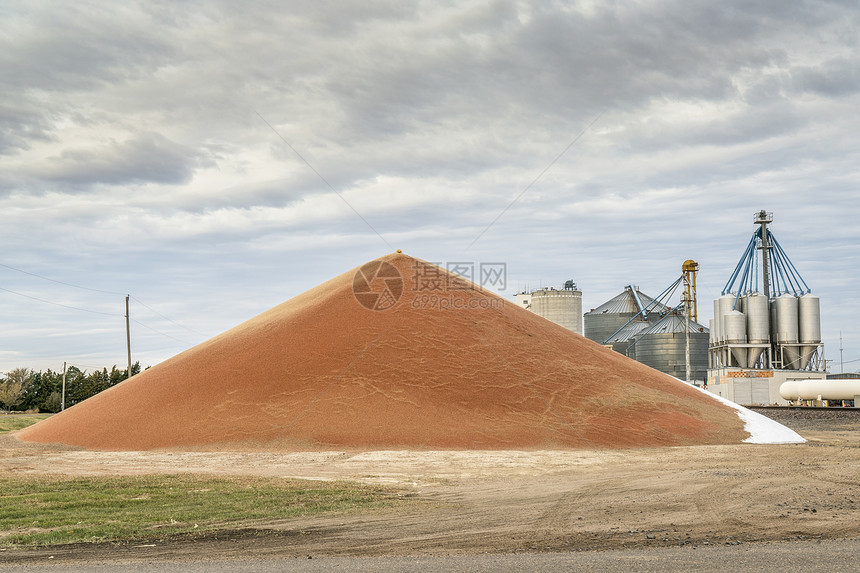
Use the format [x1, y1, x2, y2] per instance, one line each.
[0, 474, 405, 547]
[0, 415, 51, 433]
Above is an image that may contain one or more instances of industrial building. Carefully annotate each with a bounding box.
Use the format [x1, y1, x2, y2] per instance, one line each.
[519, 280, 710, 381]
[515, 280, 582, 335]
[584, 286, 669, 354]
[706, 211, 826, 406]
[585, 261, 710, 383]
[516, 212, 838, 403]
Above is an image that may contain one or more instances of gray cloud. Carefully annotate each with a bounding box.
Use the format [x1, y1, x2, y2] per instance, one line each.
[792, 56, 860, 97]
[35, 132, 211, 187]
[0, 103, 52, 153]
[0, 2, 173, 93]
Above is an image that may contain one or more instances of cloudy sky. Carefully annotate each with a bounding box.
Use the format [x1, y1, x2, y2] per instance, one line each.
[2, 0, 859, 375]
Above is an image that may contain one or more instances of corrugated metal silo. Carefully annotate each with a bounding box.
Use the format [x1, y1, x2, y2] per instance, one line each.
[604, 320, 653, 357]
[583, 286, 668, 350]
[628, 314, 710, 382]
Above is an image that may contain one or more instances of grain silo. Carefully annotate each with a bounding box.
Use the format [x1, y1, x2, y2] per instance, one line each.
[583, 286, 669, 350]
[603, 320, 654, 357]
[586, 262, 706, 382]
[516, 280, 583, 335]
[628, 312, 710, 382]
[707, 210, 826, 406]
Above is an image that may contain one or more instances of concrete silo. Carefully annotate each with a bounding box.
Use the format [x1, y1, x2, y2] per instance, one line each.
[516, 281, 583, 335]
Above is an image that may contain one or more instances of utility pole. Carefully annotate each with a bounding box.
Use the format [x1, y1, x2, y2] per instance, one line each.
[840, 332, 844, 374]
[126, 295, 132, 379]
[685, 307, 691, 382]
[61, 361, 66, 411]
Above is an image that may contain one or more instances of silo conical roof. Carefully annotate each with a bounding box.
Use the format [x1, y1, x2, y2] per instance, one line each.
[637, 313, 710, 337]
[605, 319, 654, 344]
[585, 288, 669, 316]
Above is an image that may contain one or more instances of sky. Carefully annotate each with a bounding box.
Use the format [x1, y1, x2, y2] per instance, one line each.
[2, 0, 860, 375]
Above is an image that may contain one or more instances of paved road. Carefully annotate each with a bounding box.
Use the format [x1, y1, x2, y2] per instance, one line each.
[3, 539, 859, 572]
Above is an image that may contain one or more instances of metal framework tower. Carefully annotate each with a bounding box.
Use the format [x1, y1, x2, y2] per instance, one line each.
[681, 260, 699, 382]
[682, 260, 698, 324]
[723, 211, 811, 302]
[754, 210, 772, 299]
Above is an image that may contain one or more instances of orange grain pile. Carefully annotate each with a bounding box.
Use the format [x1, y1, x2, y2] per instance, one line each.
[17, 253, 748, 451]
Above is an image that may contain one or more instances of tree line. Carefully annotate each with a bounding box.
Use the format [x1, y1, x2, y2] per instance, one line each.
[0, 363, 142, 413]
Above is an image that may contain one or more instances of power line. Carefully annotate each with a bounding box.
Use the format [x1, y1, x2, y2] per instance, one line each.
[0, 285, 120, 316]
[0, 262, 126, 296]
[256, 111, 395, 251]
[130, 318, 196, 346]
[0, 284, 201, 348]
[0, 261, 207, 343]
[466, 109, 606, 251]
[130, 296, 208, 338]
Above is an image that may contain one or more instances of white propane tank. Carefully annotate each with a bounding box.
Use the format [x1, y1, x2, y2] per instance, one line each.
[780, 379, 860, 401]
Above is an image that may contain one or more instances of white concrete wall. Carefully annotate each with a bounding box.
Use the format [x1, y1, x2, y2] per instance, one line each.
[529, 289, 583, 335]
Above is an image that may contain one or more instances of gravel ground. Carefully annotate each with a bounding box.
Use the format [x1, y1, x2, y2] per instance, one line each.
[2, 409, 859, 566]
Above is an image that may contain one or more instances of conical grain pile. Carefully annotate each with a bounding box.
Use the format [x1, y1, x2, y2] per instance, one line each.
[17, 253, 748, 450]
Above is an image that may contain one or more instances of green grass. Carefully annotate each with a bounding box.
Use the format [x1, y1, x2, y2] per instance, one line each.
[0, 414, 50, 433]
[0, 474, 406, 547]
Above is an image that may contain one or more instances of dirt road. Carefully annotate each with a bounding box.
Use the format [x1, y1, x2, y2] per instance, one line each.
[2, 410, 859, 564]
